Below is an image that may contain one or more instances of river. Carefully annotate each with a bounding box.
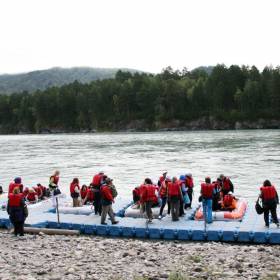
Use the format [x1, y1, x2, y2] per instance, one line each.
[0, 130, 279, 201]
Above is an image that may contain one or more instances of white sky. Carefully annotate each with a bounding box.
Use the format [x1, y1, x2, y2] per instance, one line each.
[0, 0, 279, 74]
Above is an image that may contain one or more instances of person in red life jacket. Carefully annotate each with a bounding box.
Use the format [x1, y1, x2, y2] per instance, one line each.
[260, 180, 279, 228]
[141, 178, 157, 223]
[34, 185, 43, 200]
[80, 185, 88, 202]
[26, 188, 38, 203]
[133, 186, 141, 205]
[158, 176, 171, 219]
[36, 183, 49, 199]
[7, 187, 27, 236]
[212, 178, 222, 211]
[49, 170, 61, 195]
[201, 177, 215, 224]
[91, 171, 105, 215]
[9, 177, 23, 194]
[185, 173, 194, 209]
[100, 178, 118, 225]
[221, 192, 237, 211]
[70, 178, 81, 207]
[167, 177, 183, 222]
[23, 187, 29, 198]
[158, 171, 168, 187]
[219, 174, 234, 195]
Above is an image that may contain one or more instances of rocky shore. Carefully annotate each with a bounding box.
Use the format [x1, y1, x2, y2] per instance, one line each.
[0, 230, 280, 280]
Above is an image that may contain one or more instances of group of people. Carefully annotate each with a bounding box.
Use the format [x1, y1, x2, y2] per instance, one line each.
[3, 169, 280, 235]
[69, 171, 119, 225]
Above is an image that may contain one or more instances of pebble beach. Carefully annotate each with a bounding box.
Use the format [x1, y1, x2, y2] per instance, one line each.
[0, 230, 280, 280]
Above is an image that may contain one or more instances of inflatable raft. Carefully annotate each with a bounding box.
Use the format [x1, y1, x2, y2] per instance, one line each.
[195, 200, 247, 221]
[124, 203, 167, 218]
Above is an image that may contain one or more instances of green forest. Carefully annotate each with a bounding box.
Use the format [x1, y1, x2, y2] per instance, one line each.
[0, 64, 280, 133]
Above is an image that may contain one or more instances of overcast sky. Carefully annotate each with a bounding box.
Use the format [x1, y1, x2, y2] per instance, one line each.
[0, 0, 279, 74]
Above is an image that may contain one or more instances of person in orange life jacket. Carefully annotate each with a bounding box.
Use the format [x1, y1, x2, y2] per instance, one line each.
[70, 178, 80, 207]
[158, 171, 168, 187]
[168, 177, 183, 222]
[219, 174, 234, 195]
[201, 177, 215, 224]
[221, 192, 237, 211]
[9, 177, 23, 194]
[141, 178, 158, 223]
[159, 176, 171, 219]
[185, 173, 194, 209]
[212, 178, 222, 211]
[26, 188, 38, 203]
[260, 180, 279, 228]
[7, 187, 27, 236]
[37, 183, 49, 198]
[91, 171, 105, 215]
[100, 178, 118, 225]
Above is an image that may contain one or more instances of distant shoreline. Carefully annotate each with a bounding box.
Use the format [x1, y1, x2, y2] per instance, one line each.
[1, 117, 280, 135]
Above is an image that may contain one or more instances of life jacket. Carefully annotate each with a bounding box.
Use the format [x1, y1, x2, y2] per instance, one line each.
[186, 177, 194, 188]
[8, 193, 24, 207]
[223, 194, 234, 207]
[144, 184, 157, 203]
[168, 182, 181, 197]
[201, 183, 214, 199]
[9, 183, 23, 194]
[159, 182, 168, 198]
[139, 184, 147, 203]
[23, 187, 29, 197]
[261, 186, 277, 201]
[70, 183, 80, 194]
[101, 185, 113, 202]
[26, 191, 37, 202]
[34, 186, 43, 198]
[50, 176, 59, 185]
[86, 188, 95, 202]
[80, 188, 88, 199]
[92, 174, 102, 186]
[222, 177, 231, 191]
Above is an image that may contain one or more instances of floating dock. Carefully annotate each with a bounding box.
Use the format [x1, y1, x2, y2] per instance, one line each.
[1, 196, 280, 244]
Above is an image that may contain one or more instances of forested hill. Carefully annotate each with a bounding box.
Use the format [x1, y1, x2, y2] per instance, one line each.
[0, 67, 139, 94]
[0, 65, 280, 134]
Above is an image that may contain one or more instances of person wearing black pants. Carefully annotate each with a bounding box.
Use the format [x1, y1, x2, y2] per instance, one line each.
[260, 180, 279, 228]
[185, 173, 194, 209]
[7, 187, 28, 236]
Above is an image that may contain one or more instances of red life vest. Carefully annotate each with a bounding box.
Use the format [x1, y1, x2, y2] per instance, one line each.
[223, 177, 230, 191]
[168, 182, 181, 196]
[92, 174, 102, 186]
[23, 187, 29, 197]
[159, 182, 168, 198]
[201, 183, 214, 199]
[26, 191, 37, 202]
[261, 186, 277, 201]
[80, 188, 88, 199]
[101, 185, 113, 202]
[8, 193, 24, 207]
[34, 187, 43, 198]
[223, 194, 233, 207]
[86, 189, 94, 202]
[50, 176, 59, 185]
[9, 183, 23, 194]
[144, 184, 157, 203]
[70, 183, 80, 194]
[159, 176, 165, 184]
[186, 177, 194, 188]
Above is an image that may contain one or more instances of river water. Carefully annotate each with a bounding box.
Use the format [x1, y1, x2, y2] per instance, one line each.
[0, 130, 279, 202]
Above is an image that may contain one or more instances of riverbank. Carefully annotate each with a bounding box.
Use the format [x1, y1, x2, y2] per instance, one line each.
[1, 117, 280, 134]
[0, 230, 279, 280]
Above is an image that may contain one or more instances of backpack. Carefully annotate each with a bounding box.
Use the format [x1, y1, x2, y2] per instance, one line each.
[255, 198, 264, 215]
